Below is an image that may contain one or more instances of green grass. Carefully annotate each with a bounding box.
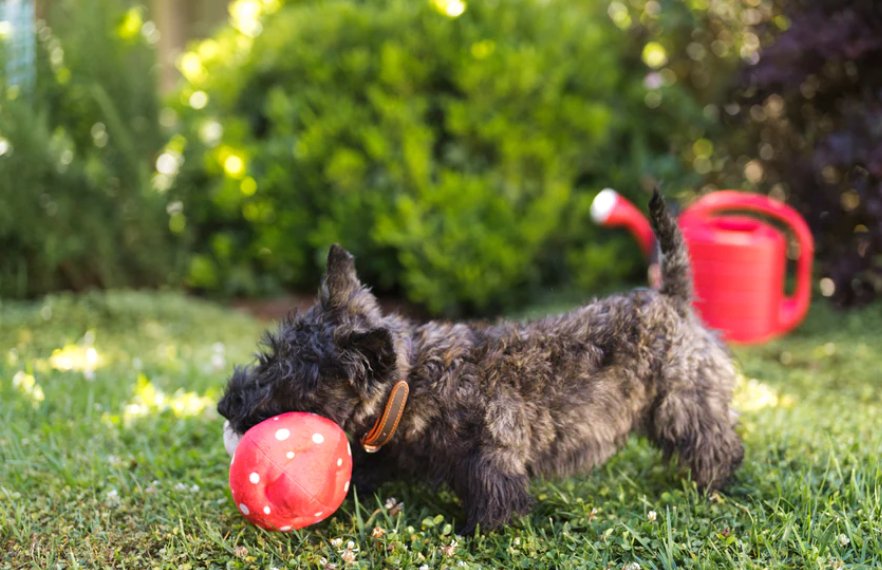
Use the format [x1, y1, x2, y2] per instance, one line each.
[1, 290, 880, 569]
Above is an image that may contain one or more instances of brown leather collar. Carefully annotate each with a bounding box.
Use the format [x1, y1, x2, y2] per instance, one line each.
[360, 380, 409, 453]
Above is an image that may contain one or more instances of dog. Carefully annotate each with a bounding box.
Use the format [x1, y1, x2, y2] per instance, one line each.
[218, 190, 743, 534]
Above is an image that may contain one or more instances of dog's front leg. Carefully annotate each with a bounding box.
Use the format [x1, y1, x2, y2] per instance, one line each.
[453, 451, 534, 534]
[350, 446, 398, 496]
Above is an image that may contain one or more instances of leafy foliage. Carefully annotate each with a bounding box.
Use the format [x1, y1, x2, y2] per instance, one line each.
[10, 0, 877, 316]
[169, 0, 741, 315]
[557, 0, 789, 295]
[0, 0, 180, 298]
[734, 0, 882, 306]
[607, 0, 786, 187]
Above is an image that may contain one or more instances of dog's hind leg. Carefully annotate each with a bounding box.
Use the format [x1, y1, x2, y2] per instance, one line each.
[648, 348, 744, 492]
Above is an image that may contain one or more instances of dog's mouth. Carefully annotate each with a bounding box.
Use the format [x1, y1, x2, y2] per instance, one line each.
[223, 420, 242, 457]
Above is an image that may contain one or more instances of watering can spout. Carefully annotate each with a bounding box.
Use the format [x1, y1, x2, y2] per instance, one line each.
[590, 189, 654, 256]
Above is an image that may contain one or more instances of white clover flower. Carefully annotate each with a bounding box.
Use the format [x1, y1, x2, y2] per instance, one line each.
[647, 510, 657, 522]
[12, 371, 45, 406]
[106, 488, 120, 506]
[441, 539, 458, 557]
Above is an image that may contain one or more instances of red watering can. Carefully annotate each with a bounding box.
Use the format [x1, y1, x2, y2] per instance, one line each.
[591, 189, 815, 344]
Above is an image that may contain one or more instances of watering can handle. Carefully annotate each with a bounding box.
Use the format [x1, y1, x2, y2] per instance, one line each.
[681, 191, 815, 331]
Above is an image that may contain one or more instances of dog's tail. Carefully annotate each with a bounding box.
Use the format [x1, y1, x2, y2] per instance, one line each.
[649, 188, 693, 308]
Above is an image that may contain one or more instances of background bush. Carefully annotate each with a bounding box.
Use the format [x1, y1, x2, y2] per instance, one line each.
[7, 0, 878, 314]
[170, 0, 754, 316]
[0, 0, 180, 298]
[727, 0, 882, 307]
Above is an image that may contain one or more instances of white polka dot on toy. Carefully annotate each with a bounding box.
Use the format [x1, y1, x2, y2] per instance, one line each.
[314, 511, 323, 517]
[337, 457, 342, 467]
[239, 503, 250, 515]
[312, 433, 324, 444]
[280, 526, 291, 531]
[344, 481, 349, 493]
[275, 428, 290, 441]
[347, 443, 351, 456]
[249, 472, 260, 484]
[286, 451, 295, 459]
[263, 506, 271, 515]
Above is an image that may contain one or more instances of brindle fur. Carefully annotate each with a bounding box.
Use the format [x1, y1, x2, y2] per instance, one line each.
[217, 190, 744, 534]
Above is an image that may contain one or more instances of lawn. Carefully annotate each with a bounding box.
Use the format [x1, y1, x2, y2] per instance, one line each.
[1, 290, 880, 569]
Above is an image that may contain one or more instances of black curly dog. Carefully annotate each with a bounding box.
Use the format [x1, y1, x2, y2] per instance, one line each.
[218, 190, 743, 534]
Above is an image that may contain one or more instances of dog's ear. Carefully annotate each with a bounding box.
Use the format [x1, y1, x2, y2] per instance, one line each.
[320, 244, 362, 310]
[320, 244, 384, 319]
[343, 327, 397, 385]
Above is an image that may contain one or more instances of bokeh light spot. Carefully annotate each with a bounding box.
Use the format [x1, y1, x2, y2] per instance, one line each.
[692, 138, 713, 159]
[117, 7, 143, 41]
[470, 40, 495, 59]
[199, 120, 223, 146]
[744, 160, 763, 183]
[240, 177, 258, 196]
[156, 151, 182, 176]
[644, 91, 662, 108]
[607, 1, 632, 29]
[223, 154, 246, 178]
[230, 0, 264, 36]
[179, 52, 204, 83]
[91, 123, 109, 148]
[189, 90, 209, 110]
[840, 190, 860, 212]
[431, 0, 467, 18]
[641, 42, 668, 69]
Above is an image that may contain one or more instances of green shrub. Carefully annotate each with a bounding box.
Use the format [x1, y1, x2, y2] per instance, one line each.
[170, 0, 766, 315]
[0, 0, 180, 298]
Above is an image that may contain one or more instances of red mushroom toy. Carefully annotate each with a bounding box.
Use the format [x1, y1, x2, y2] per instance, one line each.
[227, 412, 352, 531]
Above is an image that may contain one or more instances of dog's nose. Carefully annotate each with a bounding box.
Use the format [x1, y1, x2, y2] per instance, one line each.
[223, 420, 242, 457]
